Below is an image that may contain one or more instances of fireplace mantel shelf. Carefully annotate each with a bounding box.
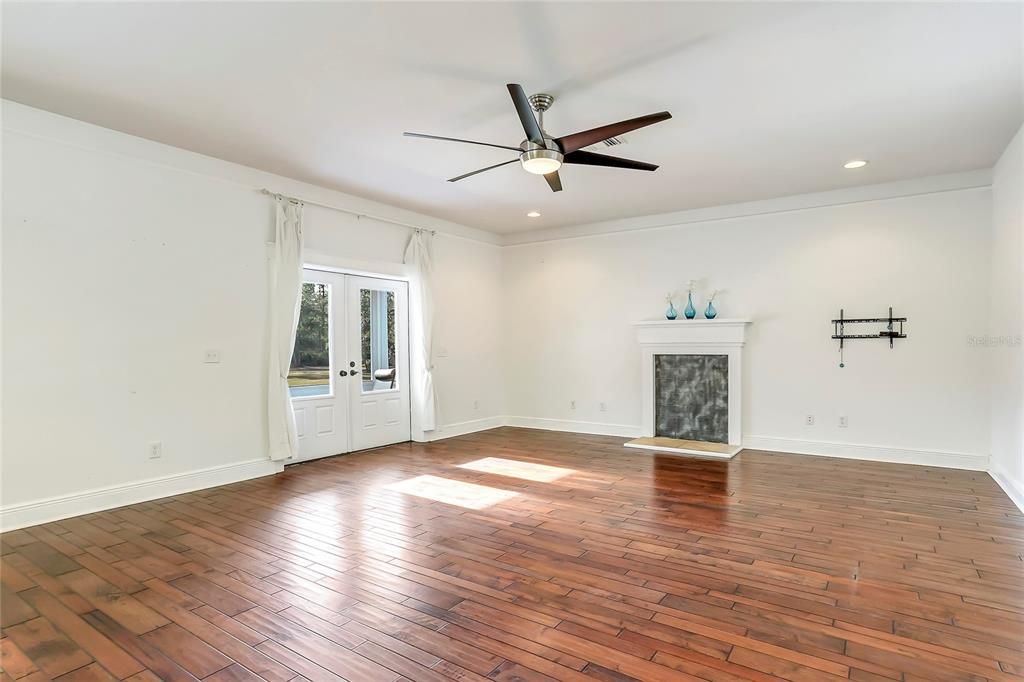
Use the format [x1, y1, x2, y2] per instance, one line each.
[634, 319, 751, 347]
[633, 319, 752, 326]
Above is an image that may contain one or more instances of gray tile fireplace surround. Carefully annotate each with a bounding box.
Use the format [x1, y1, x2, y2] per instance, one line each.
[654, 354, 729, 443]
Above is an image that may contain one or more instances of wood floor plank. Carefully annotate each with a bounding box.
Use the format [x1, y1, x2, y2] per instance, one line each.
[0, 636, 40, 680]
[166, 575, 256, 617]
[3, 427, 1022, 681]
[18, 587, 147, 679]
[3, 616, 94, 678]
[53, 662, 119, 681]
[82, 609, 198, 681]
[59, 570, 169, 635]
[236, 606, 402, 681]
[140, 622, 232, 678]
[0, 587, 37, 629]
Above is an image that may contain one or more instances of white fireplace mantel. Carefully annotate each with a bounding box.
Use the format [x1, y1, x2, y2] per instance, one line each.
[633, 319, 751, 346]
[633, 319, 751, 454]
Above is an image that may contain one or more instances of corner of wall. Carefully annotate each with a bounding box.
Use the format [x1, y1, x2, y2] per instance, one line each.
[990, 464, 1024, 513]
[987, 120, 1024, 514]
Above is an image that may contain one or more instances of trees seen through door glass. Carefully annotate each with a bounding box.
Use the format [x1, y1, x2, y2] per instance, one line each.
[288, 282, 331, 397]
[360, 288, 396, 392]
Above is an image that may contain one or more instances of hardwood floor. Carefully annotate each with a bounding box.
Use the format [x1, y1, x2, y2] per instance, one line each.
[2, 427, 1023, 682]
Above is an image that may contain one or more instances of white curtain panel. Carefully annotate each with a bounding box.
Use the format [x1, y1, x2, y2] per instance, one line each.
[404, 229, 438, 432]
[267, 198, 304, 461]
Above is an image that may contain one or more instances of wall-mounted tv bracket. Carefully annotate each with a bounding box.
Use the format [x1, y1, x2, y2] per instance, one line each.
[831, 307, 906, 367]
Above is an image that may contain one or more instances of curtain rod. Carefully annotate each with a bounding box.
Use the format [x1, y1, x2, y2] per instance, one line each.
[258, 188, 435, 234]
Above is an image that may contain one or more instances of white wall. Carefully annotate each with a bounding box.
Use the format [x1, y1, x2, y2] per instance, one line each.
[989, 122, 1024, 509]
[502, 185, 993, 469]
[2, 98, 1015, 528]
[1, 101, 503, 523]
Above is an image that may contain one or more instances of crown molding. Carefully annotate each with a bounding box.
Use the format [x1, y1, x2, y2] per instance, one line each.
[3, 100, 995, 250]
[2, 99, 502, 246]
[500, 169, 992, 247]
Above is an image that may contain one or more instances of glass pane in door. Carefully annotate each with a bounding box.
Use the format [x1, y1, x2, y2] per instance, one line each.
[289, 282, 331, 398]
[359, 288, 396, 393]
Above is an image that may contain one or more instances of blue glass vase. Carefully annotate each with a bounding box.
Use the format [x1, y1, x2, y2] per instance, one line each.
[684, 292, 697, 319]
[665, 301, 678, 320]
[704, 300, 717, 319]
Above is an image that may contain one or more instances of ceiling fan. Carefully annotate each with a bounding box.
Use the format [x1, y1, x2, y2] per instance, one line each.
[404, 84, 671, 192]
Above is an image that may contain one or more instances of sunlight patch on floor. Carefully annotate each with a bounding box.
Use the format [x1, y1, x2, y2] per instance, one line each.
[457, 457, 575, 483]
[383, 475, 519, 509]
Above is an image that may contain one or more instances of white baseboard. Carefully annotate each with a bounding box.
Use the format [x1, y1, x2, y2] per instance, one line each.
[4, 427, 998, 531]
[489, 420, 990, 472]
[503, 416, 642, 438]
[0, 458, 284, 532]
[424, 416, 506, 442]
[989, 466, 1024, 513]
[743, 436, 988, 471]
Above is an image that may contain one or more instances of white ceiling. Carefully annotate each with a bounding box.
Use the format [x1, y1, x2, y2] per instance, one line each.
[3, 2, 1021, 234]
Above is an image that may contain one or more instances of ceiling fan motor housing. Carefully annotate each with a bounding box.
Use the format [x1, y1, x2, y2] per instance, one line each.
[521, 94, 563, 174]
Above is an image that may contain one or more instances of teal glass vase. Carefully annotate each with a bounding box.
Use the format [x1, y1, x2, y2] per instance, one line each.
[704, 300, 718, 319]
[665, 301, 678, 320]
[684, 292, 697, 319]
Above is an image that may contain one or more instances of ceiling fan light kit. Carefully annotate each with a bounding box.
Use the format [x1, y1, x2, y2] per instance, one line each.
[521, 147, 563, 175]
[403, 83, 672, 192]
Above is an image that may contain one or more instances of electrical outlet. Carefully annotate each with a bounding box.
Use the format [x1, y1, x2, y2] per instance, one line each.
[148, 441, 163, 459]
[599, 402, 607, 412]
[203, 349, 221, 364]
[805, 415, 815, 426]
[838, 415, 848, 428]
[570, 400, 576, 410]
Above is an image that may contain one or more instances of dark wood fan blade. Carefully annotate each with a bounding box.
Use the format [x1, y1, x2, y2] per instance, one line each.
[507, 84, 545, 145]
[555, 112, 672, 154]
[544, 171, 562, 192]
[404, 132, 522, 152]
[447, 159, 519, 182]
[563, 150, 659, 171]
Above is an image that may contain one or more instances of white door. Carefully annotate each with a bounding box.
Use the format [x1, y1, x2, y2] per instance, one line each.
[345, 275, 411, 451]
[289, 270, 411, 462]
[289, 270, 350, 461]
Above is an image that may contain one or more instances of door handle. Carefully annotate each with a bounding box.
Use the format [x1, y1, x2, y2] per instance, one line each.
[339, 369, 358, 377]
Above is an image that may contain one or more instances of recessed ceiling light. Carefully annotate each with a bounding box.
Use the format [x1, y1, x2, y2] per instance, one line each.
[844, 159, 868, 169]
[526, 211, 541, 218]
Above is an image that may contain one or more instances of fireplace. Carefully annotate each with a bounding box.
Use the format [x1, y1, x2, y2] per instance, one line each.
[629, 319, 750, 458]
[655, 354, 729, 443]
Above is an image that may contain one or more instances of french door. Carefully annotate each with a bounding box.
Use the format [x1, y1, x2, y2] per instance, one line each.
[288, 270, 411, 462]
